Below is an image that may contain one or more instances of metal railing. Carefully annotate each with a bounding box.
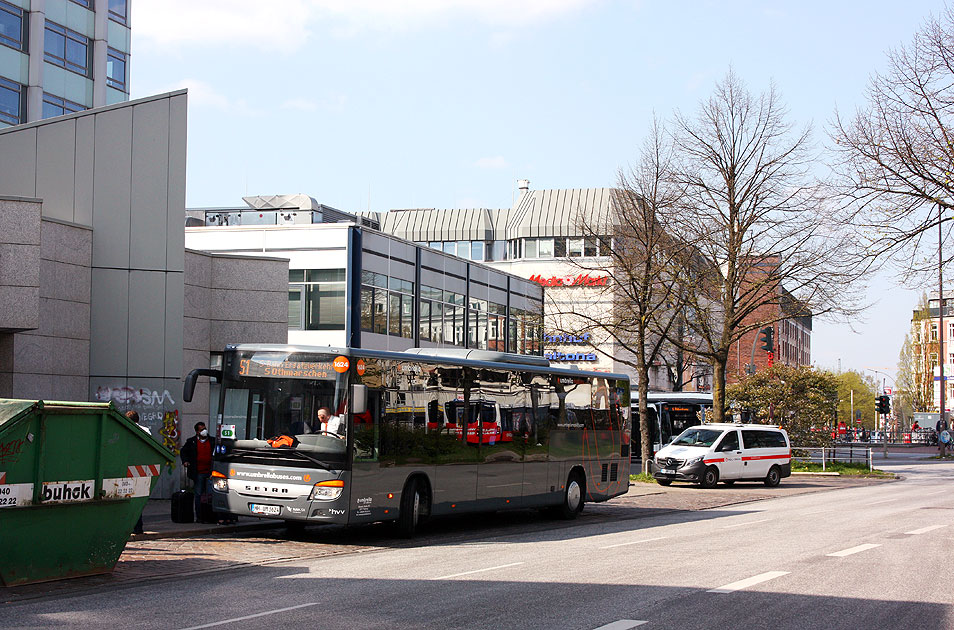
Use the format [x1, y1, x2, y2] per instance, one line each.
[791, 446, 873, 471]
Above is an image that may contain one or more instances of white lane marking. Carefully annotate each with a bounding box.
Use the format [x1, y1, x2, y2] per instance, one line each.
[708, 571, 789, 593]
[923, 490, 947, 496]
[827, 543, 881, 557]
[177, 603, 319, 629]
[431, 562, 524, 580]
[593, 621, 648, 630]
[865, 498, 899, 506]
[721, 518, 770, 529]
[600, 536, 669, 549]
[906, 524, 948, 535]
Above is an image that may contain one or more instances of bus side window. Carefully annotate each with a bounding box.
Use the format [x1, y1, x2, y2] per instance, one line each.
[354, 389, 382, 461]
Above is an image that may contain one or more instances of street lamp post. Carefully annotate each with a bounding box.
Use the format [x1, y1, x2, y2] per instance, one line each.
[939, 202, 946, 434]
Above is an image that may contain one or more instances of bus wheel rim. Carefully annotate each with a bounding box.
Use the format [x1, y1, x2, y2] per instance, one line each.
[567, 480, 581, 510]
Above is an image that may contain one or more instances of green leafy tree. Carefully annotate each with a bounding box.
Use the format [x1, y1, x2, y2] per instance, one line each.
[727, 364, 837, 446]
[834, 370, 878, 430]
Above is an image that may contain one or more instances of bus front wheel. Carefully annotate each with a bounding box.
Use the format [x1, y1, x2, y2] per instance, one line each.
[396, 478, 427, 537]
[556, 472, 585, 519]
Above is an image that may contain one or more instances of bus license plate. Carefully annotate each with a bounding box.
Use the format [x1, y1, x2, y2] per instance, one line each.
[250, 503, 281, 516]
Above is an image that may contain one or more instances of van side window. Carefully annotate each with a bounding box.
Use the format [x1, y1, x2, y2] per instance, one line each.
[741, 430, 785, 449]
[717, 430, 739, 452]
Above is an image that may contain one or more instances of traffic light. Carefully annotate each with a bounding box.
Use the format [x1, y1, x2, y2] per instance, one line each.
[759, 326, 774, 352]
[875, 395, 891, 414]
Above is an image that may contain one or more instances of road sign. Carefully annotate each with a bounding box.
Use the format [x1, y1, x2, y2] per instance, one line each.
[854, 410, 862, 420]
[884, 387, 893, 395]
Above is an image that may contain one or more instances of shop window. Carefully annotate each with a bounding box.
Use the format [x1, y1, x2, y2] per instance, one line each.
[538, 238, 554, 258]
[524, 239, 538, 258]
[568, 238, 584, 257]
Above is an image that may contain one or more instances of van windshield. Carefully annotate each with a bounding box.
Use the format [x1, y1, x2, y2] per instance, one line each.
[672, 428, 722, 447]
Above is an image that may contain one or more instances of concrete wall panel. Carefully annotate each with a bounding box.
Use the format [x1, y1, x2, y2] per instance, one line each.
[89, 267, 129, 376]
[164, 273, 184, 377]
[35, 120, 77, 222]
[73, 115, 95, 226]
[166, 94, 187, 272]
[126, 270, 167, 378]
[0, 128, 37, 198]
[91, 106, 132, 268]
[0, 286, 39, 331]
[0, 243, 40, 287]
[129, 98, 170, 270]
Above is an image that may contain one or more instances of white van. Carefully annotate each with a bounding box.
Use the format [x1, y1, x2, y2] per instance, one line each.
[651, 423, 791, 488]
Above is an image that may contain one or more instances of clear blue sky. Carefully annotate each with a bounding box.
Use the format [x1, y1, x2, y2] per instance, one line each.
[131, 0, 947, 382]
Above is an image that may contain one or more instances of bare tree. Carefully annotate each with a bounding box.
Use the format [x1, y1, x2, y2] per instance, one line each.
[547, 120, 689, 472]
[663, 71, 863, 421]
[831, 7, 954, 277]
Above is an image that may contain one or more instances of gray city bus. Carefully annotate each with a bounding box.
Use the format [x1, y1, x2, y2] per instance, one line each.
[184, 344, 631, 536]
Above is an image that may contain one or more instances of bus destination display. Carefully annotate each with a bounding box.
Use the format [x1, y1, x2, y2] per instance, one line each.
[238, 357, 334, 380]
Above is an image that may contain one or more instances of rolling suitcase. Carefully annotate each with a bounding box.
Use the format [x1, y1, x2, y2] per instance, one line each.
[198, 492, 215, 524]
[171, 490, 194, 523]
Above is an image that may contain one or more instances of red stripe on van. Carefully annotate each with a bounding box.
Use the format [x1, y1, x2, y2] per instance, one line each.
[703, 458, 725, 464]
[741, 454, 790, 461]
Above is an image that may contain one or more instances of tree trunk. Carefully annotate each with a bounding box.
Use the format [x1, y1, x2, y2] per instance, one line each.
[712, 360, 727, 422]
[639, 368, 652, 474]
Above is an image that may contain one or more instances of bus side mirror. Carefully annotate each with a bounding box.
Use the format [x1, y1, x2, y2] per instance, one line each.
[351, 384, 368, 415]
[183, 368, 222, 403]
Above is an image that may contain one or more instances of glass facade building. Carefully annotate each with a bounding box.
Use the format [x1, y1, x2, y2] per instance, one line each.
[0, 0, 131, 128]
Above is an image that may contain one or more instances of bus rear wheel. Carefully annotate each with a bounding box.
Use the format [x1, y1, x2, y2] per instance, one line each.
[396, 478, 427, 537]
[556, 471, 584, 519]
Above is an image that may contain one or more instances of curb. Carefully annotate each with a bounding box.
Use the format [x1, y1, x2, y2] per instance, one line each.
[129, 520, 282, 541]
[791, 471, 841, 476]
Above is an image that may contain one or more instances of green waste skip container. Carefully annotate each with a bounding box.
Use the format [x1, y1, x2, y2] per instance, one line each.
[0, 399, 174, 586]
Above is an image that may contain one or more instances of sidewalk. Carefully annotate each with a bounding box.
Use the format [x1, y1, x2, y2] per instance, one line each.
[130, 499, 282, 541]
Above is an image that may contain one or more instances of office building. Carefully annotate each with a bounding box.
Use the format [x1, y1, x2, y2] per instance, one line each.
[0, 0, 130, 128]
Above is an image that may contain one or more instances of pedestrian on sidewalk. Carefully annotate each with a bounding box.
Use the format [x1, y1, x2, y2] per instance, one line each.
[181, 422, 214, 522]
[937, 416, 949, 456]
[125, 409, 150, 534]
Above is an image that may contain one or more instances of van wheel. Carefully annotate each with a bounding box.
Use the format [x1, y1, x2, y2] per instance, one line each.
[764, 466, 781, 487]
[700, 466, 719, 489]
[396, 478, 426, 537]
[656, 479, 672, 486]
[556, 472, 584, 519]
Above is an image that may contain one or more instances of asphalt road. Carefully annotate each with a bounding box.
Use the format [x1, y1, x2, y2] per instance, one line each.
[4, 457, 954, 630]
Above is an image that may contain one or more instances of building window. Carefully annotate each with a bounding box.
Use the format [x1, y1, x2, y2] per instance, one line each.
[361, 272, 416, 339]
[44, 21, 90, 76]
[0, 1, 26, 51]
[42, 93, 85, 118]
[106, 47, 127, 91]
[69, 0, 92, 8]
[0, 76, 24, 126]
[108, 0, 127, 24]
[418, 285, 464, 346]
[931, 323, 939, 342]
[288, 269, 346, 331]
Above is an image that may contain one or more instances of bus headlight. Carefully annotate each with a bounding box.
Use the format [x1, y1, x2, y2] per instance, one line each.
[309, 480, 345, 501]
[212, 471, 228, 491]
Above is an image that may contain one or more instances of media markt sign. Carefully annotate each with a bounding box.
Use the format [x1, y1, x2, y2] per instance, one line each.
[528, 273, 609, 288]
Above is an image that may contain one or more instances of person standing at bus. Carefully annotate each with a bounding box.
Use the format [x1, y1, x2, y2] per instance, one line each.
[181, 422, 214, 521]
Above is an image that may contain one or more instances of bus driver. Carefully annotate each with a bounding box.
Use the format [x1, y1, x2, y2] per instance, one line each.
[317, 407, 343, 436]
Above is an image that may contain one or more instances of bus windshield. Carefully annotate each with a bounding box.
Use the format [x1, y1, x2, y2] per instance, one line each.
[219, 350, 350, 468]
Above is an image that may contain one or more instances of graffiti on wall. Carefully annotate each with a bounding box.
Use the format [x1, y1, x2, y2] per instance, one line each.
[159, 410, 180, 456]
[94, 385, 181, 452]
